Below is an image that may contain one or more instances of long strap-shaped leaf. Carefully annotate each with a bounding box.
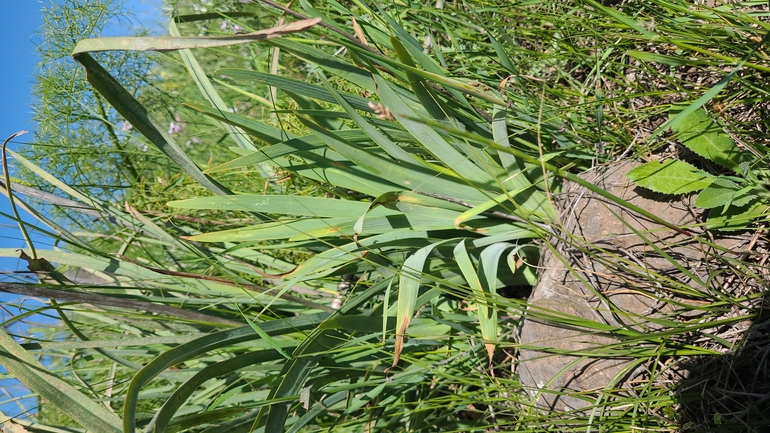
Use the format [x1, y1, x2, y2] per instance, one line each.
[70, 19, 321, 197]
[71, 18, 321, 53]
[0, 329, 123, 433]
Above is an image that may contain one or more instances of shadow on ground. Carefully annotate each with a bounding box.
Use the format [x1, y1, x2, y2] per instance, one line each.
[675, 302, 770, 433]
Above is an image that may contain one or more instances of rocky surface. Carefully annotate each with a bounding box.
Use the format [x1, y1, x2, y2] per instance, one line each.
[516, 161, 741, 411]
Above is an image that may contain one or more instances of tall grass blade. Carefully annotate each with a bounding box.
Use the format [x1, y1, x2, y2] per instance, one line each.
[0, 329, 123, 433]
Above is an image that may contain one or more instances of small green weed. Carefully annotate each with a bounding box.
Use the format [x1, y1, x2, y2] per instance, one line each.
[628, 106, 770, 230]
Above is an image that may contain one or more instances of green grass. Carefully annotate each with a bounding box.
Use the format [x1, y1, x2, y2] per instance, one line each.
[1, 0, 769, 432]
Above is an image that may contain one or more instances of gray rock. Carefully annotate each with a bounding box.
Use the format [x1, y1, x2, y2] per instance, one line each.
[516, 161, 736, 411]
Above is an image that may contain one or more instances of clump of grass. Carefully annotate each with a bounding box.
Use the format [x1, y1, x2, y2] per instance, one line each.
[1, 0, 769, 432]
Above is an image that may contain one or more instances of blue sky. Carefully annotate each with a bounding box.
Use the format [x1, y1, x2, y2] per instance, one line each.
[0, 0, 164, 420]
[1, 1, 164, 288]
[0, 3, 44, 287]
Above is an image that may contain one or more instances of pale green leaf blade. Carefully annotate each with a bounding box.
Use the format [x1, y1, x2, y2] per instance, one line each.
[393, 239, 453, 368]
[217, 68, 375, 112]
[145, 351, 286, 433]
[184, 102, 296, 145]
[263, 281, 389, 432]
[582, 0, 659, 39]
[168, 20, 260, 156]
[316, 71, 416, 164]
[375, 75, 490, 184]
[706, 202, 770, 231]
[628, 50, 706, 67]
[122, 313, 328, 432]
[169, 195, 370, 218]
[296, 115, 491, 204]
[71, 18, 322, 54]
[268, 38, 377, 92]
[492, 106, 521, 174]
[204, 130, 389, 174]
[390, 36, 449, 122]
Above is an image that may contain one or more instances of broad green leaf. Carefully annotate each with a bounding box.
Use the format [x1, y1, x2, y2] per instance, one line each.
[645, 40, 762, 143]
[627, 160, 714, 194]
[453, 240, 497, 361]
[694, 177, 743, 209]
[670, 106, 742, 172]
[706, 202, 769, 231]
[0, 329, 123, 433]
[730, 185, 769, 208]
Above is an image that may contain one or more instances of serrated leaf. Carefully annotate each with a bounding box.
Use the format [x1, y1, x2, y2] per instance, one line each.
[670, 106, 742, 173]
[694, 177, 742, 209]
[731, 185, 768, 208]
[627, 160, 714, 194]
